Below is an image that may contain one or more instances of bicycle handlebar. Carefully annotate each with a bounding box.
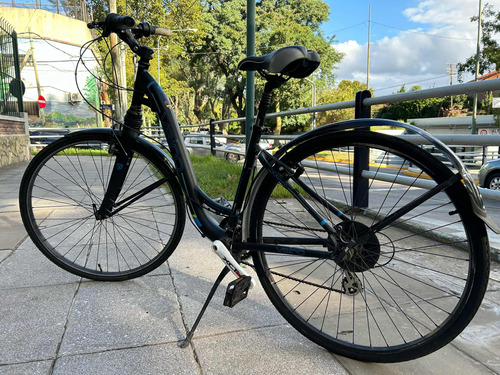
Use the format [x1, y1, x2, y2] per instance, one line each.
[87, 13, 172, 38]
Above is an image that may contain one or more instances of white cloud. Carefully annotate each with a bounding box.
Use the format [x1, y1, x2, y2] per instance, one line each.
[333, 0, 481, 95]
[403, 0, 479, 26]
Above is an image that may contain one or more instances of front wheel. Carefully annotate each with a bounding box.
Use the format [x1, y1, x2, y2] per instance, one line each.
[19, 130, 185, 281]
[247, 130, 489, 362]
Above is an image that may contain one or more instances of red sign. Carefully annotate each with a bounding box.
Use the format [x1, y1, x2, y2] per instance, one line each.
[38, 95, 46, 109]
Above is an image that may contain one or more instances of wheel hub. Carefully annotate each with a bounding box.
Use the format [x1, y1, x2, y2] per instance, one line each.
[334, 221, 381, 272]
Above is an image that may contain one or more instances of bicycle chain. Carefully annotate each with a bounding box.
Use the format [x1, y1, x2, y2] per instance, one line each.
[263, 220, 326, 233]
[240, 260, 345, 294]
[248, 220, 344, 293]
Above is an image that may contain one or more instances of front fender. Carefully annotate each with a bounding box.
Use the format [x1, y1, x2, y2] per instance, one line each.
[64, 128, 177, 176]
[67, 128, 177, 171]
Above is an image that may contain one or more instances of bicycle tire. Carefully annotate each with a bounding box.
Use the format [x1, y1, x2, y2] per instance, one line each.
[20, 130, 185, 281]
[247, 130, 489, 362]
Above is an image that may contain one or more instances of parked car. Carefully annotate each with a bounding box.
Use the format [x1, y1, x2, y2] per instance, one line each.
[30, 128, 70, 145]
[184, 135, 243, 162]
[478, 159, 500, 190]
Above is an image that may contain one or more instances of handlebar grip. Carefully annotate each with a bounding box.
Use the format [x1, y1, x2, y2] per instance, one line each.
[153, 27, 172, 37]
[105, 13, 136, 30]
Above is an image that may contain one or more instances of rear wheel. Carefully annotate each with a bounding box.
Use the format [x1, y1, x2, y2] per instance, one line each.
[248, 130, 489, 362]
[20, 130, 185, 281]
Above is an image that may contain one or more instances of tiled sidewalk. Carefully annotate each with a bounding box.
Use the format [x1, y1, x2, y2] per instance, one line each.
[1, 161, 499, 375]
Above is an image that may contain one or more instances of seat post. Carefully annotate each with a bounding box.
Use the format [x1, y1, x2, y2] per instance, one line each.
[254, 75, 287, 128]
[230, 74, 287, 215]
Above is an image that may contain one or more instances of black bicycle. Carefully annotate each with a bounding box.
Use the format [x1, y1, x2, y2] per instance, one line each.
[19, 13, 496, 363]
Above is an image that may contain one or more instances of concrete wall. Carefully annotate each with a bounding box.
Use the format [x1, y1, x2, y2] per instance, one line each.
[0, 7, 93, 46]
[0, 7, 100, 127]
[0, 114, 30, 167]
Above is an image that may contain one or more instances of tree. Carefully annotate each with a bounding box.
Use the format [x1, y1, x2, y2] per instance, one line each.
[317, 80, 369, 125]
[457, 3, 500, 79]
[376, 85, 446, 121]
[85, 0, 343, 132]
[86, 0, 204, 126]
[186, 0, 343, 133]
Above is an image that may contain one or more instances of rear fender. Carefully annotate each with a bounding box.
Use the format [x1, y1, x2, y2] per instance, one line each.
[243, 118, 500, 237]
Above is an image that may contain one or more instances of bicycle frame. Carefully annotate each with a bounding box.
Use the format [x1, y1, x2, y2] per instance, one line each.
[137, 66, 238, 242]
[96, 51, 341, 260]
[101, 40, 500, 263]
[98, 54, 277, 244]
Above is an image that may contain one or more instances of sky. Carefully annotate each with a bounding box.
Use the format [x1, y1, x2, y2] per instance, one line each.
[321, 0, 490, 95]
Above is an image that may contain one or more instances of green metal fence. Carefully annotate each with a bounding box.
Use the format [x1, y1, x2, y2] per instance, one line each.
[0, 17, 24, 117]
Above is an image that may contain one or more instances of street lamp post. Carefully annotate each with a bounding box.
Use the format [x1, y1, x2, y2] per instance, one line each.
[304, 78, 316, 129]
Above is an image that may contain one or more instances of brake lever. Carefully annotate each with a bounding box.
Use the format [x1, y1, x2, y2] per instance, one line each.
[131, 22, 150, 39]
[87, 20, 105, 30]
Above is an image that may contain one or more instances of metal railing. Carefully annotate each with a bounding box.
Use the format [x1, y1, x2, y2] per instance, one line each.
[176, 79, 500, 204]
[0, 17, 24, 117]
[28, 79, 500, 202]
[0, 0, 92, 23]
[185, 78, 500, 128]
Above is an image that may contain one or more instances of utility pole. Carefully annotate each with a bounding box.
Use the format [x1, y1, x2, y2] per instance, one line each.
[446, 63, 456, 108]
[109, 0, 127, 126]
[29, 35, 45, 125]
[472, 0, 482, 134]
[366, 5, 371, 89]
[245, 0, 256, 146]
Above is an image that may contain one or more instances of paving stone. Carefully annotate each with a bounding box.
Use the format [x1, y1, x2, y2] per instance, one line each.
[59, 275, 185, 356]
[335, 345, 495, 375]
[167, 237, 287, 337]
[0, 249, 11, 263]
[0, 211, 27, 249]
[0, 244, 80, 289]
[52, 343, 199, 375]
[0, 360, 52, 375]
[193, 325, 348, 375]
[0, 284, 78, 364]
[454, 297, 500, 374]
[1, 153, 500, 374]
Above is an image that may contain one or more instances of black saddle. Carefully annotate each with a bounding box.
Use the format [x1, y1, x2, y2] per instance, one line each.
[237, 46, 320, 79]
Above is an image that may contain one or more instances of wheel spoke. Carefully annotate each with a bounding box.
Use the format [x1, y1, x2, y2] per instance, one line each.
[251, 131, 488, 362]
[21, 133, 184, 280]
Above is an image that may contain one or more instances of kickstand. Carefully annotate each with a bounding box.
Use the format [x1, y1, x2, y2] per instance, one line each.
[178, 267, 230, 348]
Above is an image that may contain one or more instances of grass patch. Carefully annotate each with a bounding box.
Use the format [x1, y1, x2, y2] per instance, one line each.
[31, 147, 111, 157]
[190, 154, 303, 200]
[190, 154, 243, 200]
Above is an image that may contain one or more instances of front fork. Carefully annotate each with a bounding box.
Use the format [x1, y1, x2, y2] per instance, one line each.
[95, 106, 143, 220]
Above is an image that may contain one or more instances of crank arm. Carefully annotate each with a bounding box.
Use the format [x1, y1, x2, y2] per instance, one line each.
[212, 240, 256, 289]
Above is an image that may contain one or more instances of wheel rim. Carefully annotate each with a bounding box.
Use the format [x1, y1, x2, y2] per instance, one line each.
[24, 135, 182, 278]
[488, 176, 500, 190]
[251, 132, 485, 358]
[227, 152, 238, 162]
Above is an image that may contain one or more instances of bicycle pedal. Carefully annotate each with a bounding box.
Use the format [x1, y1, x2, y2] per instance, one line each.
[224, 276, 252, 308]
